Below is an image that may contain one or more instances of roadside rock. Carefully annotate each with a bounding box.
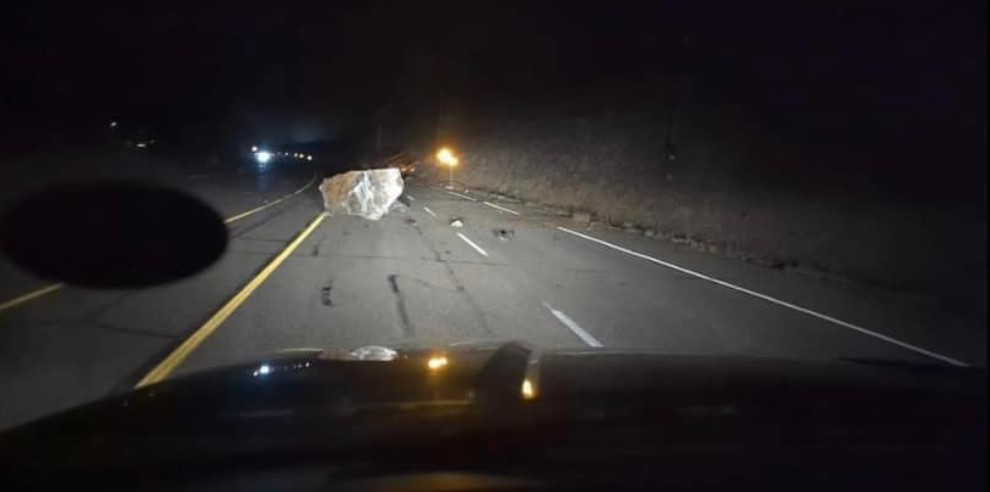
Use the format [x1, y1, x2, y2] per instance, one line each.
[319, 169, 404, 220]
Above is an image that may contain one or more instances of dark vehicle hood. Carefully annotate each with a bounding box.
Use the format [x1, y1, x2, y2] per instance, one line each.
[1, 343, 986, 490]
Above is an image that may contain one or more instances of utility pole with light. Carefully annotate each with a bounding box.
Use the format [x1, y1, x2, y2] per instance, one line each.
[436, 147, 458, 188]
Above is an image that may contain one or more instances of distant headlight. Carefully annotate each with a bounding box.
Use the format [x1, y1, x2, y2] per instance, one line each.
[255, 151, 272, 163]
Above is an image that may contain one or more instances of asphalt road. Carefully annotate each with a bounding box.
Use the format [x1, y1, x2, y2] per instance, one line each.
[0, 157, 985, 430]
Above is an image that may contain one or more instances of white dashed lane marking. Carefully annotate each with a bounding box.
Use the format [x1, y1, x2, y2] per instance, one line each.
[542, 301, 603, 347]
[483, 201, 520, 215]
[456, 232, 489, 257]
[447, 191, 477, 202]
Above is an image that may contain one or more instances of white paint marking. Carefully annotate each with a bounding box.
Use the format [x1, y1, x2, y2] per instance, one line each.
[447, 190, 477, 202]
[556, 226, 967, 367]
[483, 201, 521, 215]
[407, 195, 415, 201]
[422, 206, 438, 219]
[456, 232, 489, 257]
[542, 301, 603, 347]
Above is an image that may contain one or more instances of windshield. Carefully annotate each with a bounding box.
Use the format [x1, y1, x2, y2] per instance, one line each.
[0, 2, 984, 430]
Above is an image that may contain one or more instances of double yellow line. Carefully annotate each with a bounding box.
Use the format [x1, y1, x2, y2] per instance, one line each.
[0, 175, 317, 316]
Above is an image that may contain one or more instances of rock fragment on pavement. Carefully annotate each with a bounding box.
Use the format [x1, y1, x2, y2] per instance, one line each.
[492, 228, 515, 241]
[318, 169, 404, 220]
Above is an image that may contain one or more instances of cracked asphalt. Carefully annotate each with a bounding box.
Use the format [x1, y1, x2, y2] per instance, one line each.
[0, 159, 984, 430]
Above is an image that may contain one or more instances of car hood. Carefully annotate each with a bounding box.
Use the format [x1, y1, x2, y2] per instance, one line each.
[1, 342, 985, 471]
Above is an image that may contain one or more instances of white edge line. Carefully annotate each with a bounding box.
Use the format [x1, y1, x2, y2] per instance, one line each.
[456, 232, 489, 257]
[422, 206, 438, 219]
[483, 201, 521, 215]
[447, 190, 478, 202]
[556, 226, 968, 367]
[542, 301, 603, 347]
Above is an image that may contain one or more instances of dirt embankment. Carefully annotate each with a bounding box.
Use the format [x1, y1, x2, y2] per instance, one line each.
[416, 114, 986, 313]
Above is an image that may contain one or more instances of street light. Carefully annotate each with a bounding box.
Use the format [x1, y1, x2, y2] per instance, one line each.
[521, 379, 536, 400]
[436, 147, 458, 188]
[427, 356, 448, 370]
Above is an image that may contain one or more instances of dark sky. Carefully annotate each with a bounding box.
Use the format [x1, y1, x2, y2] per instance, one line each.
[3, 0, 985, 189]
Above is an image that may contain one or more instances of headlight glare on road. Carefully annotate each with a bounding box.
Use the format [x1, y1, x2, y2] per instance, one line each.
[427, 356, 448, 370]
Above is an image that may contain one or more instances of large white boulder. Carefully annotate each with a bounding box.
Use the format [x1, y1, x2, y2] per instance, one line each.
[318, 168, 404, 220]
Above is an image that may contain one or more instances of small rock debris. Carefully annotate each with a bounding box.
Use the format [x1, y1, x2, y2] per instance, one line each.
[492, 228, 515, 241]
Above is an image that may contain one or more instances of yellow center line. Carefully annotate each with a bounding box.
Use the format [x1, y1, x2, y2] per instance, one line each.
[0, 284, 64, 313]
[0, 174, 317, 315]
[134, 212, 327, 388]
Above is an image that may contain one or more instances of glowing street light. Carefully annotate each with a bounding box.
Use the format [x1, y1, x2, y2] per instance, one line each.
[426, 356, 449, 370]
[436, 148, 456, 164]
[251, 145, 258, 152]
[521, 379, 536, 400]
[436, 147, 459, 187]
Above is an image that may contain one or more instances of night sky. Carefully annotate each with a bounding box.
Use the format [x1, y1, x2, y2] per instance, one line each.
[3, 1, 985, 199]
